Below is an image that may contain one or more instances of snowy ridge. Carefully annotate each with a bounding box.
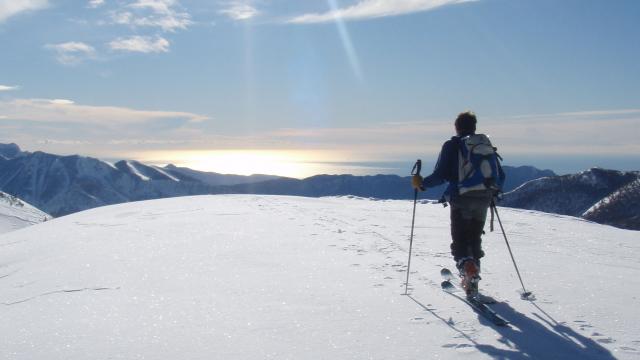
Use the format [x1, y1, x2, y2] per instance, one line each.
[101, 160, 118, 170]
[0, 195, 638, 359]
[583, 177, 640, 216]
[152, 166, 180, 182]
[583, 193, 615, 216]
[126, 161, 150, 181]
[0, 191, 51, 234]
[583, 179, 640, 230]
[502, 167, 640, 230]
[114, 160, 180, 182]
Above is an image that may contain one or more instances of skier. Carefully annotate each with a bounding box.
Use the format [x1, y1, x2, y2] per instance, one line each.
[412, 111, 505, 297]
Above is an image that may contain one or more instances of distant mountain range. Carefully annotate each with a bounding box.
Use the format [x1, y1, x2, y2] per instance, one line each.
[4, 142, 638, 230]
[501, 168, 640, 230]
[215, 165, 555, 200]
[0, 143, 557, 218]
[2, 142, 636, 231]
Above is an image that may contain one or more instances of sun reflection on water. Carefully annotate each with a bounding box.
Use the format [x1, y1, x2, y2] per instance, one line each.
[137, 149, 346, 178]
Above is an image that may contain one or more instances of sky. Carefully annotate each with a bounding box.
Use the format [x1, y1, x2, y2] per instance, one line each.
[1, 0, 639, 177]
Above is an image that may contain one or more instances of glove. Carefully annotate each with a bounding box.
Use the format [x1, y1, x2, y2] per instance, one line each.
[411, 175, 425, 191]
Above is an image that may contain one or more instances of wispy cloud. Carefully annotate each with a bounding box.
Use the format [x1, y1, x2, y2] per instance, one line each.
[0, 0, 49, 23]
[87, 0, 105, 8]
[0, 98, 208, 125]
[288, 0, 475, 24]
[260, 109, 640, 158]
[111, 0, 192, 32]
[109, 35, 170, 53]
[48, 99, 75, 105]
[0, 85, 20, 91]
[485, 111, 640, 156]
[219, 1, 259, 21]
[45, 41, 96, 65]
[512, 109, 640, 119]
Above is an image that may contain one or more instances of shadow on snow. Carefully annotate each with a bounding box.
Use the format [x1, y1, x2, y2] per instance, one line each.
[408, 295, 616, 360]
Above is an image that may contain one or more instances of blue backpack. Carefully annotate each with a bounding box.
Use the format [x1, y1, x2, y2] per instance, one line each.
[457, 134, 503, 195]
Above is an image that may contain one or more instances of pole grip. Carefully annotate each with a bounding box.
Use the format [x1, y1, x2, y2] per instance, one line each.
[411, 159, 422, 176]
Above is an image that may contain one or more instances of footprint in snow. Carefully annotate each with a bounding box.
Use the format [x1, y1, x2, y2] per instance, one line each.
[596, 337, 615, 344]
[618, 346, 637, 352]
[114, 211, 139, 218]
[442, 343, 473, 349]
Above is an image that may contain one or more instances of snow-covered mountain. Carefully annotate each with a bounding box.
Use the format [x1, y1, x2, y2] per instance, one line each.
[583, 178, 640, 230]
[1, 195, 638, 359]
[0, 150, 215, 216]
[0, 145, 284, 217]
[0, 191, 51, 234]
[501, 168, 640, 230]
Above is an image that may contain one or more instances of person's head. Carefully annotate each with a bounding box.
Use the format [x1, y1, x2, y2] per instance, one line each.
[455, 111, 477, 136]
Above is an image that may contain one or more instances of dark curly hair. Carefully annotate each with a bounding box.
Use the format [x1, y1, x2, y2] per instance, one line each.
[455, 111, 477, 136]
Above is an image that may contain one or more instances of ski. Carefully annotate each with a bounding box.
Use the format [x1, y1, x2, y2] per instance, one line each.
[440, 268, 508, 327]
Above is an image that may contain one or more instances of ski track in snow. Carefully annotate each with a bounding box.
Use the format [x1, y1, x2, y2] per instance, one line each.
[0, 195, 638, 359]
[3, 287, 120, 306]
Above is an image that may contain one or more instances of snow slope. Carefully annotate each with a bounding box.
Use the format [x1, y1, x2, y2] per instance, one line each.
[1, 195, 638, 359]
[0, 191, 50, 234]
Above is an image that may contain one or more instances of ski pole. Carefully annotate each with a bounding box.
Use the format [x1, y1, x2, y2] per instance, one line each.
[404, 159, 421, 295]
[492, 203, 533, 300]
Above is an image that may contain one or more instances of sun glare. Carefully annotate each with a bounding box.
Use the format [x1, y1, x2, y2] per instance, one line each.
[138, 150, 341, 178]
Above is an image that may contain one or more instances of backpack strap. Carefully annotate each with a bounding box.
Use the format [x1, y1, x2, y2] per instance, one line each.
[495, 149, 503, 161]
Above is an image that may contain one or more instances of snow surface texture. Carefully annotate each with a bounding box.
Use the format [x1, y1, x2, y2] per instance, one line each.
[1, 195, 638, 359]
[0, 191, 50, 234]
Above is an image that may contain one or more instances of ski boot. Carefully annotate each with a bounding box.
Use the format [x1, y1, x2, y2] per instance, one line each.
[457, 258, 481, 299]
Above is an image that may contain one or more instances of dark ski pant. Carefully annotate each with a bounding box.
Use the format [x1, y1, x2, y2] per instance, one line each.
[449, 192, 492, 264]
